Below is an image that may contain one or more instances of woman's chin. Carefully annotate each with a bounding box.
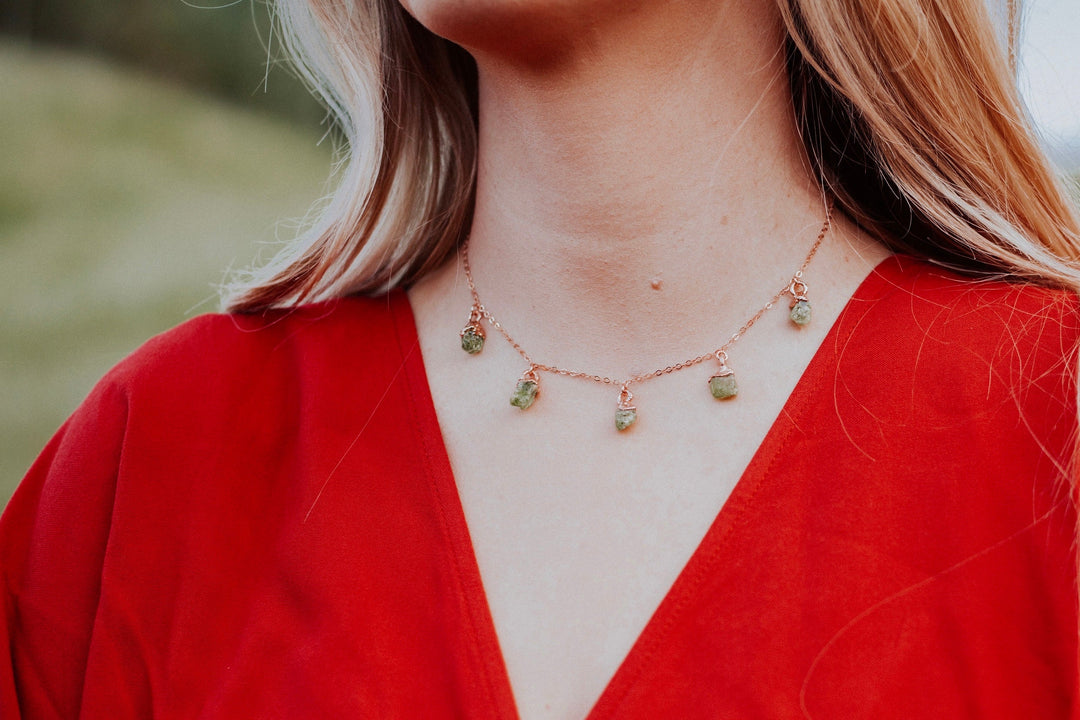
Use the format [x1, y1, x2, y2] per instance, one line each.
[397, 0, 631, 66]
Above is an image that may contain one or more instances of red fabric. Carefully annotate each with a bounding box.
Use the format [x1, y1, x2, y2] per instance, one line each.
[2, 255, 1079, 719]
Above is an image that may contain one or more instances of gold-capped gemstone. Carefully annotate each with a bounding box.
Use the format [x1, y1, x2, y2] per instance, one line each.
[460, 328, 485, 354]
[789, 299, 812, 326]
[510, 380, 539, 409]
[708, 373, 738, 400]
[615, 407, 637, 431]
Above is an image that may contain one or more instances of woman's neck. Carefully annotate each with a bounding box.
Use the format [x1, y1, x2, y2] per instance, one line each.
[418, 0, 880, 372]
[471, 0, 805, 241]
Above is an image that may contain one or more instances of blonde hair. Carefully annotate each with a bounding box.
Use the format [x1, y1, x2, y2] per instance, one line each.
[225, 0, 1080, 311]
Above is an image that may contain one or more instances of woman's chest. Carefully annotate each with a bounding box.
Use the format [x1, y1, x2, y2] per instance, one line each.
[81, 419, 1079, 720]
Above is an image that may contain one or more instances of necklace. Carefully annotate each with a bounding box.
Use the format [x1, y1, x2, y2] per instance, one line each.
[459, 203, 833, 432]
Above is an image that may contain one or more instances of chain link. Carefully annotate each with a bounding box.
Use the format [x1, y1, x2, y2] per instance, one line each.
[461, 201, 833, 390]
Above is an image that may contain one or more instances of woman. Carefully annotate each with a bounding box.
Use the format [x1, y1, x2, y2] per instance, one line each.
[3, 0, 1079, 717]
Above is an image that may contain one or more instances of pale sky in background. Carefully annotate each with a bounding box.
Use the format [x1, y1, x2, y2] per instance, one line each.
[1019, 0, 1080, 151]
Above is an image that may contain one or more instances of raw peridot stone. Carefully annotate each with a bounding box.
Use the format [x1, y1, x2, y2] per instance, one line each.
[709, 374, 738, 400]
[461, 329, 484, 354]
[510, 380, 539, 409]
[789, 299, 812, 326]
[615, 407, 637, 431]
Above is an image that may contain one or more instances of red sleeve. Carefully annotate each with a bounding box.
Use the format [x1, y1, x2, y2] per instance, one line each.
[1, 377, 129, 719]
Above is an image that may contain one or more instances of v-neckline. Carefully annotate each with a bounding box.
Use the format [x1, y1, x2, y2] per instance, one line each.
[392, 255, 902, 720]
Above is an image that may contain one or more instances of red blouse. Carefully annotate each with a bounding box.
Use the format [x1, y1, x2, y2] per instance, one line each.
[2, 256, 1079, 719]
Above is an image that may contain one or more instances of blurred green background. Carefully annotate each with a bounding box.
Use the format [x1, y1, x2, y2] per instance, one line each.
[1, 2, 333, 505]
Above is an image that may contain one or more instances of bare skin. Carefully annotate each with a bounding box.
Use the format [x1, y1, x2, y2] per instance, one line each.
[404, 1, 891, 718]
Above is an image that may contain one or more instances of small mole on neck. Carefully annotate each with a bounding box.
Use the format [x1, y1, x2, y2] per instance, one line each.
[650, 276, 664, 291]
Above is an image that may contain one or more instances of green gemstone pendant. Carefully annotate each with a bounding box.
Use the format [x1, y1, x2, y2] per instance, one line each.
[615, 385, 637, 431]
[708, 350, 738, 400]
[615, 408, 637, 431]
[510, 367, 541, 410]
[708, 373, 737, 399]
[460, 326, 485, 354]
[510, 381, 538, 409]
[788, 277, 811, 327]
[789, 299, 811, 326]
[460, 302, 486, 354]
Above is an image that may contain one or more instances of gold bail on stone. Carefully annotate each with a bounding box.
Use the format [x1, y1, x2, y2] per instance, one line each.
[615, 384, 638, 432]
[510, 366, 540, 410]
[460, 303, 486, 354]
[708, 350, 738, 400]
[788, 276, 812, 327]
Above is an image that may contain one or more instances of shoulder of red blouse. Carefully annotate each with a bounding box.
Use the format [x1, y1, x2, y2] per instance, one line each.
[0, 292, 412, 720]
[837, 256, 1080, 462]
[105, 292, 410, 402]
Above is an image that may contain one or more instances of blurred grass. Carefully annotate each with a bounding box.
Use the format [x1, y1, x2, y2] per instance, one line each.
[0, 40, 332, 505]
[2, 0, 326, 127]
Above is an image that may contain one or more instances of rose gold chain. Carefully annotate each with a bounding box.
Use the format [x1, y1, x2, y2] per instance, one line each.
[461, 202, 832, 391]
